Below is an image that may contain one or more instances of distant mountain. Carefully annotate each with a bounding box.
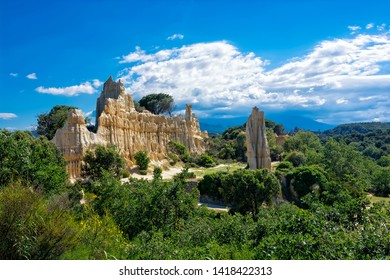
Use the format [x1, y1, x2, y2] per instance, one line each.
[200, 113, 335, 134]
[323, 122, 390, 135]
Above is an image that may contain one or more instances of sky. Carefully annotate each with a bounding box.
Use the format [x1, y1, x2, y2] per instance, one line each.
[1, 0, 390, 131]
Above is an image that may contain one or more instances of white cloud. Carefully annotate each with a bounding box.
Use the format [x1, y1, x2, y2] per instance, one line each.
[348, 25, 361, 34]
[26, 73, 37, 80]
[92, 79, 103, 88]
[167, 34, 184, 40]
[366, 23, 374, 29]
[116, 29, 390, 124]
[377, 23, 386, 31]
[336, 98, 348, 104]
[0, 113, 17, 120]
[36, 81, 99, 96]
[9, 73, 18, 77]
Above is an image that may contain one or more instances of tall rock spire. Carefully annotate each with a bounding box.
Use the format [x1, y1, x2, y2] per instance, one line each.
[95, 76, 125, 127]
[246, 107, 271, 170]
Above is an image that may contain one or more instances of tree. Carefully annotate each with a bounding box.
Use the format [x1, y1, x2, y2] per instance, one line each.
[285, 151, 307, 167]
[82, 145, 125, 179]
[37, 105, 76, 140]
[138, 93, 175, 116]
[199, 154, 216, 167]
[0, 129, 68, 194]
[134, 150, 150, 172]
[221, 169, 280, 220]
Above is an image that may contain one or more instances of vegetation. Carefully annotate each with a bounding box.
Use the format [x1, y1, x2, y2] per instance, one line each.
[0, 129, 68, 194]
[37, 105, 76, 140]
[134, 150, 150, 173]
[138, 93, 175, 116]
[82, 145, 125, 179]
[1, 119, 390, 260]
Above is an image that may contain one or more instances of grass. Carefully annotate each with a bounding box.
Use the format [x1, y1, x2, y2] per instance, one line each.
[369, 195, 390, 204]
[190, 162, 246, 178]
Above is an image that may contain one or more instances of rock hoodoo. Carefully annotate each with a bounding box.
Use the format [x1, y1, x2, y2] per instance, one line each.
[246, 107, 271, 170]
[53, 76, 208, 179]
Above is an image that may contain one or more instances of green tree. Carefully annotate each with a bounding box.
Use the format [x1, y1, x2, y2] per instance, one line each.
[37, 105, 76, 140]
[134, 150, 150, 172]
[139, 93, 175, 116]
[285, 151, 307, 167]
[221, 169, 280, 220]
[283, 131, 323, 164]
[0, 129, 68, 194]
[82, 145, 125, 179]
[199, 154, 216, 167]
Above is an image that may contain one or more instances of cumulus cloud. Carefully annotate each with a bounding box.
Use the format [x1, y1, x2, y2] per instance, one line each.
[366, 23, 374, 29]
[119, 41, 269, 114]
[9, 73, 18, 77]
[117, 29, 390, 124]
[26, 73, 37, 79]
[0, 113, 17, 120]
[36, 81, 100, 96]
[167, 33, 184, 40]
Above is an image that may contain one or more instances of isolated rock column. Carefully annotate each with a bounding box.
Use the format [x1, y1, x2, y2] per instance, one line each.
[246, 107, 271, 170]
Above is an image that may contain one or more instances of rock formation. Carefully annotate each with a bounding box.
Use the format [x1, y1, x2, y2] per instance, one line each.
[246, 107, 271, 170]
[53, 76, 208, 178]
[52, 109, 102, 178]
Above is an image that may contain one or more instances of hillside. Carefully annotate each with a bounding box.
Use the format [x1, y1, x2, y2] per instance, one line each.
[323, 122, 390, 135]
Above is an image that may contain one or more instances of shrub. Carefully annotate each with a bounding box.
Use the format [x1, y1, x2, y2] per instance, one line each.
[285, 151, 307, 167]
[134, 151, 150, 171]
[199, 154, 216, 168]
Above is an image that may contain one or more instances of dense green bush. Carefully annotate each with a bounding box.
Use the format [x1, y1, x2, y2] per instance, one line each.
[134, 150, 150, 172]
[0, 185, 79, 259]
[0, 129, 68, 194]
[199, 154, 216, 167]
[82, 145, 125, 179]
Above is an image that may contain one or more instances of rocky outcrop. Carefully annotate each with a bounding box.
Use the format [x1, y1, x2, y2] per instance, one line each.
[95, 76, 125, 126]
[52, 109, 102, 178]
[53, 76, 207, 179]
[246, 107, 271, 170]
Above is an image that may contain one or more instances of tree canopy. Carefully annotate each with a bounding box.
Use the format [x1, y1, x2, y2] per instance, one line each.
[0, 129, 68, 194]
[37, 105, 76, 140]
[138, 93, 175, 116]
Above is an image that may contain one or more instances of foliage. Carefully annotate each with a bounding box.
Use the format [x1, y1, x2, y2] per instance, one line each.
[134, 150, 150, 171]
[0, 185, 79, 259]
[324, 122, 390, 135]
[285, 151, 307, 167]
[286, 165, 329, 199]
[37, 105, 76, 140]
[82, 145, 125, 179]
[153, 167, 163, 180]
[283, 131, 323, 165]
[168, 141, 190, 163]
[0, 129, 68, 194]
[138, 93, 175, 116]
[220, 169, 281, 220]
[323, 138, 374, 192]
[198, 172, 225, 200]
[199, 154, 216, 167]
[61, 211, 129, 260]
[88, 173, 198, 239]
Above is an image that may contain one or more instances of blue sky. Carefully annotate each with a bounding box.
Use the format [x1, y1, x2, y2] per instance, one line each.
[1, 0, 390, 131]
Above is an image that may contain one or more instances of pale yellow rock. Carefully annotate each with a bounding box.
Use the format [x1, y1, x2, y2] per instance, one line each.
[53, 77, 207, 178]
[52, 109, 102, 178]
[246, 107, 271, 170]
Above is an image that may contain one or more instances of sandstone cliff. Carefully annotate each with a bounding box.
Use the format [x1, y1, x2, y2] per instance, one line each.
[53, 77, 207, 178]
[52, 109, 102, 178]
[246, 107, 271, 170]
